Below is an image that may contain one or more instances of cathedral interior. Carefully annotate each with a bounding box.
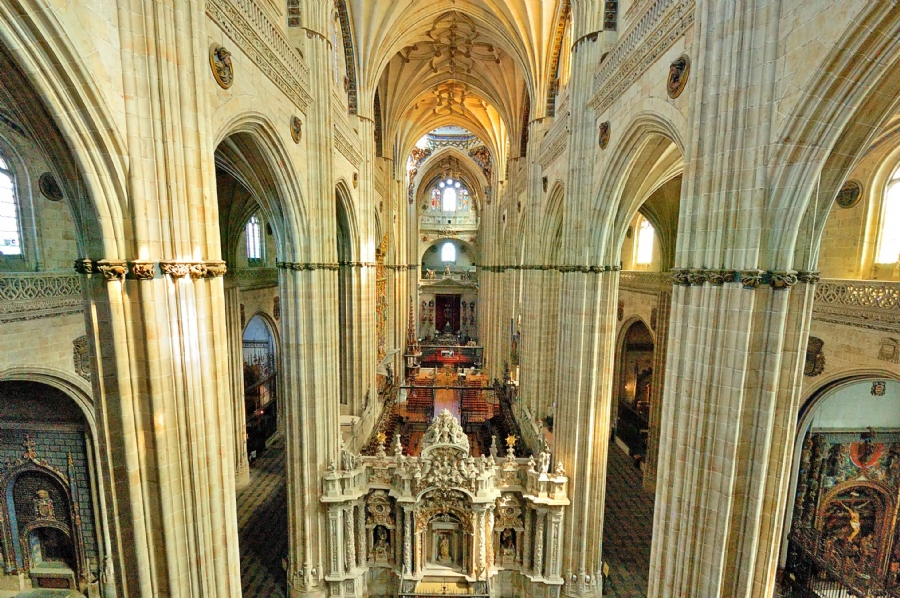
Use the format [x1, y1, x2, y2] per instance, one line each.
[0, 0, 899, 597]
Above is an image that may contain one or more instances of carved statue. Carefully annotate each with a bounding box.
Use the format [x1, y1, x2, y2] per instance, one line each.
[500, 528, 516, 557]
[425, 269, 436, 280]
[555, 461, 566, 477]
[438, 534, 452, 563]
[839, 501, 869, 542]
[539, 450, 551, 475]
[527, 456, 536, 473]
[374, 526, 390, 563]
[209, 45, 234, 89]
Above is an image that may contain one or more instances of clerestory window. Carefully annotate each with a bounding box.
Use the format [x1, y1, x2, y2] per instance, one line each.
[0, 154, 21, 256]
[441, 242, 456, 263]
[635, 217, 655, 265]
[876, 166, 900, 264]
[246, 214, 262, 263]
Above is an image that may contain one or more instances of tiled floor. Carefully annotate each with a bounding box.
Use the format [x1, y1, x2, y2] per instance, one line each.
[602, 443, 655, 597]
[237, 436, 288, 597]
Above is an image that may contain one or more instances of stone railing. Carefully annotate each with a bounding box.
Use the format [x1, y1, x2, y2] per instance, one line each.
[0, 272, 83, 323]
[813, 278, 900, 333]
[619, 270, 671, 294]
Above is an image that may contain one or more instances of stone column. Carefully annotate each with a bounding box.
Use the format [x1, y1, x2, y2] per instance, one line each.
[532, 509, 545, 578]
[225, 281, 250, 487]
[403, 507, 413, 576]
[327, 508, 342, 577]
[649, 274, 815, 597]
[344, 507, 356, 573]
[643, 289, 671, 492]
[523, 507, 533, 572]
[356, 502, 367, 569]
[553, 3, 609, 594]
[545, 509, 564, 582]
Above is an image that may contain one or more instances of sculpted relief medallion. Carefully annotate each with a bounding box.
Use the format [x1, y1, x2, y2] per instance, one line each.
[667, 55, 690, 99]
[598, 121, 610, 149]
[290, 116, 303, 143]
[835, 180, 863, 209]
[210, 45, 234, 89]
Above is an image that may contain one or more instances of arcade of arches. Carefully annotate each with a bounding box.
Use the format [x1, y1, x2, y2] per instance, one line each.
[0, 1, 899, 597]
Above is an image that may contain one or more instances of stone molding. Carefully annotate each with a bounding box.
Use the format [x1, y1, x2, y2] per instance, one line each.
[228, 267, 278, 289]
[589, 0, 695, 115]
[479, 264, 622, 273]
[205, 0, 312, 111]
[619, 271, 671, 294]
[669, 268, 806, 290]
[334, 124, 362, 167]
[539, 122, 569, 170]
[0, 272, 83, 323]
[74, 260, 227, 280]
[276, 261, 340, 272]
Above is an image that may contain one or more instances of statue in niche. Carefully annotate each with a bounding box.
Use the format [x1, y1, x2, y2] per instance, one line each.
[500, 528, 516, 557]
[438, 534, 452, 564]
[373, 525, 391, 564]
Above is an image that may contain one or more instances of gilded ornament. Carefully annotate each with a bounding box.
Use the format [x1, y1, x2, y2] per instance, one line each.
[290, 116, 303, 143]
[835, 180, 862, 209]
[39, 172, 64, 201]
[667, 55, 690, 99]
[598, 121, 610, 149]
[209, 45, 234, 89]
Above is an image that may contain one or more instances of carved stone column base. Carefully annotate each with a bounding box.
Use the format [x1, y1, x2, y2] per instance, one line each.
[235, 459, 251, 489]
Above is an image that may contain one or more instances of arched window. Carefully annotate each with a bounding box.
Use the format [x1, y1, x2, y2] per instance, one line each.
[876, 166, 900, 264]
[441, 242, 456, 263]
[439, 178, 461, 212]
[0, 154, 21, 256]
[246, 214, 262, 262]
[635, 217, 655, 265]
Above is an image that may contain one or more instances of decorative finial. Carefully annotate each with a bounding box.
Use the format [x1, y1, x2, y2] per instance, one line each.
[23, 435, 37, 460]
[505, 434, 517, 448]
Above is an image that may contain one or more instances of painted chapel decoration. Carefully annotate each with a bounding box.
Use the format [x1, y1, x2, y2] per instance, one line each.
[790, 429, 900, 588]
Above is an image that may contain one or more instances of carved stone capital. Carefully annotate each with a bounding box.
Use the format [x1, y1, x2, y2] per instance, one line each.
[797, 270, 821, 284]
[739, 269, 763, 290]
[670, 268, 691, 286]
[130, 261, 156, 280]
[160, 262, 192, 279]
[687, 269, 707, 286]
[189, 263, 208, 279]
[73, 258, 94, 275]
[706, 269, 731, 286]
[769, 270, 799, 290]
[96, 260, 127, 282]
[205, 261, 228, 278]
